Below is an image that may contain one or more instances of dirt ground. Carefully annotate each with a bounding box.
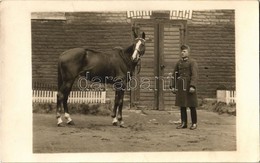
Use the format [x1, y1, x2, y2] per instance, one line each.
[33, 109, 236, 153]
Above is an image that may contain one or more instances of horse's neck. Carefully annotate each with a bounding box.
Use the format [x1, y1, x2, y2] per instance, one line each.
[124, 44, 134, 59]
[120, 44, 136, 72]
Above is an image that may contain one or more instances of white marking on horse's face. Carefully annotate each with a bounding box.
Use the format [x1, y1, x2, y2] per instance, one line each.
[132, 39, 142, 61]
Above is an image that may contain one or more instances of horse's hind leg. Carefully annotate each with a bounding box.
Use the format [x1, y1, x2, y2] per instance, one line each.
[63, 80, 75, 125]
[56, 95, 63, 126]
[56, 80, 74, 126]
[57, 83, 66, 126]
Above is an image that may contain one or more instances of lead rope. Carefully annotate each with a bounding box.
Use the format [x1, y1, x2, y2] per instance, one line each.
[136, 59, 141, 74]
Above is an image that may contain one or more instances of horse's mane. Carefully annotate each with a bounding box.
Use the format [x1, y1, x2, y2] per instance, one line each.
[81, 44, 134, 56]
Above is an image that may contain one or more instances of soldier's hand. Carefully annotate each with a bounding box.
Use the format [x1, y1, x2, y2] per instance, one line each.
[189, 87, 196, 93]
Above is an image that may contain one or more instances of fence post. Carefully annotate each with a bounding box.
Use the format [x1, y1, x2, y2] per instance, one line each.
[216, 90, 236, 104]
[228, 91, 231, 104]
[101, 91, 106, 103]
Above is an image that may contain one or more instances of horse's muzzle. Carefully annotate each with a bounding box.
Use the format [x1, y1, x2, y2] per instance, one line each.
[132, 57, 140, 63]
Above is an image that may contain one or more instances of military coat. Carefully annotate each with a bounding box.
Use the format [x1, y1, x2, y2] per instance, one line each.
[172, 57, 198, 107]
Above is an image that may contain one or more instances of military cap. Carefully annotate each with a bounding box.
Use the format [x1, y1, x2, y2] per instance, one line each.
[180, 44, 190, 51]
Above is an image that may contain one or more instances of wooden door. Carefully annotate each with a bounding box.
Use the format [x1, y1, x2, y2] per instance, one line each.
[131, 20, 187, 110]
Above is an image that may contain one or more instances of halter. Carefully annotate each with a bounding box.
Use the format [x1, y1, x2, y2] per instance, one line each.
[135, 38, 146, 42]
[135, 38, 146, 46]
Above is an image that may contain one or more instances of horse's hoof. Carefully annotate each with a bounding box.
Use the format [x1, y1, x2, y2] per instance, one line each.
[119, 124, 127, 128]
[119, 121, 126, 128]
[67, 120, 75, 125]
[112, 121, 118, 126]
[57, 123, 65, 127]
[112, 117, 118, 126]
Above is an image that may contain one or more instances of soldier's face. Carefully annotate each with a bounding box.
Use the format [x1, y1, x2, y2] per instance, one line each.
[181, 49, 189, 58]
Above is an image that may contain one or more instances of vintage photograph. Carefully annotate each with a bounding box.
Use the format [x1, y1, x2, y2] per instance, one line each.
[32, 10, 236, 153]
[1, 0, 259, 162]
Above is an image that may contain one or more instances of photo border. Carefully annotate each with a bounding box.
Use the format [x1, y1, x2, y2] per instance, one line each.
[0, 0, 259, 162]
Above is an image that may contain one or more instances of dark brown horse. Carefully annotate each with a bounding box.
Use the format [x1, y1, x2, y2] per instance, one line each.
[56, 32, 146, 127]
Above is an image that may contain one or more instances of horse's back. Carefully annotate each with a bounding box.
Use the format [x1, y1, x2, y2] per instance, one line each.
[59, 48, 86, 61]
[59, 46, 128, 80]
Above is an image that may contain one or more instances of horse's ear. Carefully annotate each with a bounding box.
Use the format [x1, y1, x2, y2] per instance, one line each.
[134, 32, 138, 39]
[142, 32, 146, 39]
[132, 26, 138, 38]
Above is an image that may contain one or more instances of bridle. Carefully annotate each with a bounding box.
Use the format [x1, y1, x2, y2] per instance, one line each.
[132, 38, 145, 62]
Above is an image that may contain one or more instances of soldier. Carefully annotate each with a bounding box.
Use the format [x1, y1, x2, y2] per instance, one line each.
[170, 45, 198, 130]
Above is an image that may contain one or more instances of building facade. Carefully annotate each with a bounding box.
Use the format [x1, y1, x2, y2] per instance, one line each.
[31, 10, 235, 110]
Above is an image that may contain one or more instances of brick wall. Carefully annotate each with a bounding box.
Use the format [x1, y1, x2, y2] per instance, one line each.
[187, 10, 235, 98]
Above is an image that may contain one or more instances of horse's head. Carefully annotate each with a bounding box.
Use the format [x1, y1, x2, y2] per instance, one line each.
[131, 32, 146, 62]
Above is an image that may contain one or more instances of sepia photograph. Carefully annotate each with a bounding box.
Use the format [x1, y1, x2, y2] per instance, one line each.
[0, 0, 259, 162]
[32, 10, 236, 153]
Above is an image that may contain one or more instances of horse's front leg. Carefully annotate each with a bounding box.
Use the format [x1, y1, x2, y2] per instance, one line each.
[117, 90, 125, 128]
[111, 90, 119, 126]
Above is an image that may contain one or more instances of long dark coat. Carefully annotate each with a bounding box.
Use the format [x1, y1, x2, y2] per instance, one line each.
[172, 57, 198, 107]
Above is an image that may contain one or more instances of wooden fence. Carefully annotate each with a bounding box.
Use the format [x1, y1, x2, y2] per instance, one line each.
[32, 82, 106, 104]
[216, 90, 236, 104]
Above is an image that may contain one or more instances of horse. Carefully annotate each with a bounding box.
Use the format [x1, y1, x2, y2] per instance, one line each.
[56, 31, 146, 127]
